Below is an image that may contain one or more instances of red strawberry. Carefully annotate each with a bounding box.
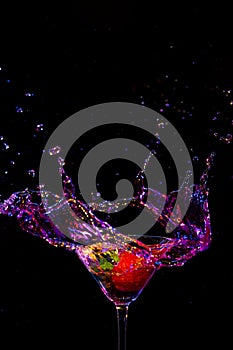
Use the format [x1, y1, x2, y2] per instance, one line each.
[111, 250, 155, 292]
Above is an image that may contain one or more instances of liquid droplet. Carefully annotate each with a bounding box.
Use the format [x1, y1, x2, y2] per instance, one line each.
[27, 169, 36, 177]
[36, 124, 44, 132]
[48, 146, 61, 156]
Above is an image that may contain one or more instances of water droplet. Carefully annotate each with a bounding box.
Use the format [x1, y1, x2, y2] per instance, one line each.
[58, 157, 65, 167]
[16, 106, 23, 113]
[158, 122, 165, 128]
[48, 146, 61, 155]
[192, 156, 199, 162]
[36, 124, 44, 132]
[1, 142, 10, 151]
[219, 133, 232, 144]
[27, 169, 36, 177]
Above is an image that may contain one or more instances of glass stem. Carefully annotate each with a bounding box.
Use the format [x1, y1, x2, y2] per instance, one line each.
[116, 304, 129, 350]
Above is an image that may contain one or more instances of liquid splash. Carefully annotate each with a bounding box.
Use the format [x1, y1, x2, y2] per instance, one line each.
[0, 152, 214, 268]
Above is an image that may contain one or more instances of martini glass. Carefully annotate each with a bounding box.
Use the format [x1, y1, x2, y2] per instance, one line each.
[76, 234, 176, 350]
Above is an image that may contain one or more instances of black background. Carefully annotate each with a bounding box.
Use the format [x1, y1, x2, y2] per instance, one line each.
[0, 3, 233, 349]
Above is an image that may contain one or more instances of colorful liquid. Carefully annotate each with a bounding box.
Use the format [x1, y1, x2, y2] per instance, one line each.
[0, 153, 214, 304]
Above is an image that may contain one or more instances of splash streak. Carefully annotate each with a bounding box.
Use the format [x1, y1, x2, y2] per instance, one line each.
[0, 152, 214, 268]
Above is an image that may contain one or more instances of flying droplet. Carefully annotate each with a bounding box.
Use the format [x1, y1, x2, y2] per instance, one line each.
[219, 133, 232, 144]
[48, 146, 61, 155]
[16, 106, 23, 113]
[27, 169, 36, 177]
[36, 124, 44, 132]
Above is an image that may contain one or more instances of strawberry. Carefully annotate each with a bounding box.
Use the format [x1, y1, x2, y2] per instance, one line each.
[111, 250, 155, 292]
